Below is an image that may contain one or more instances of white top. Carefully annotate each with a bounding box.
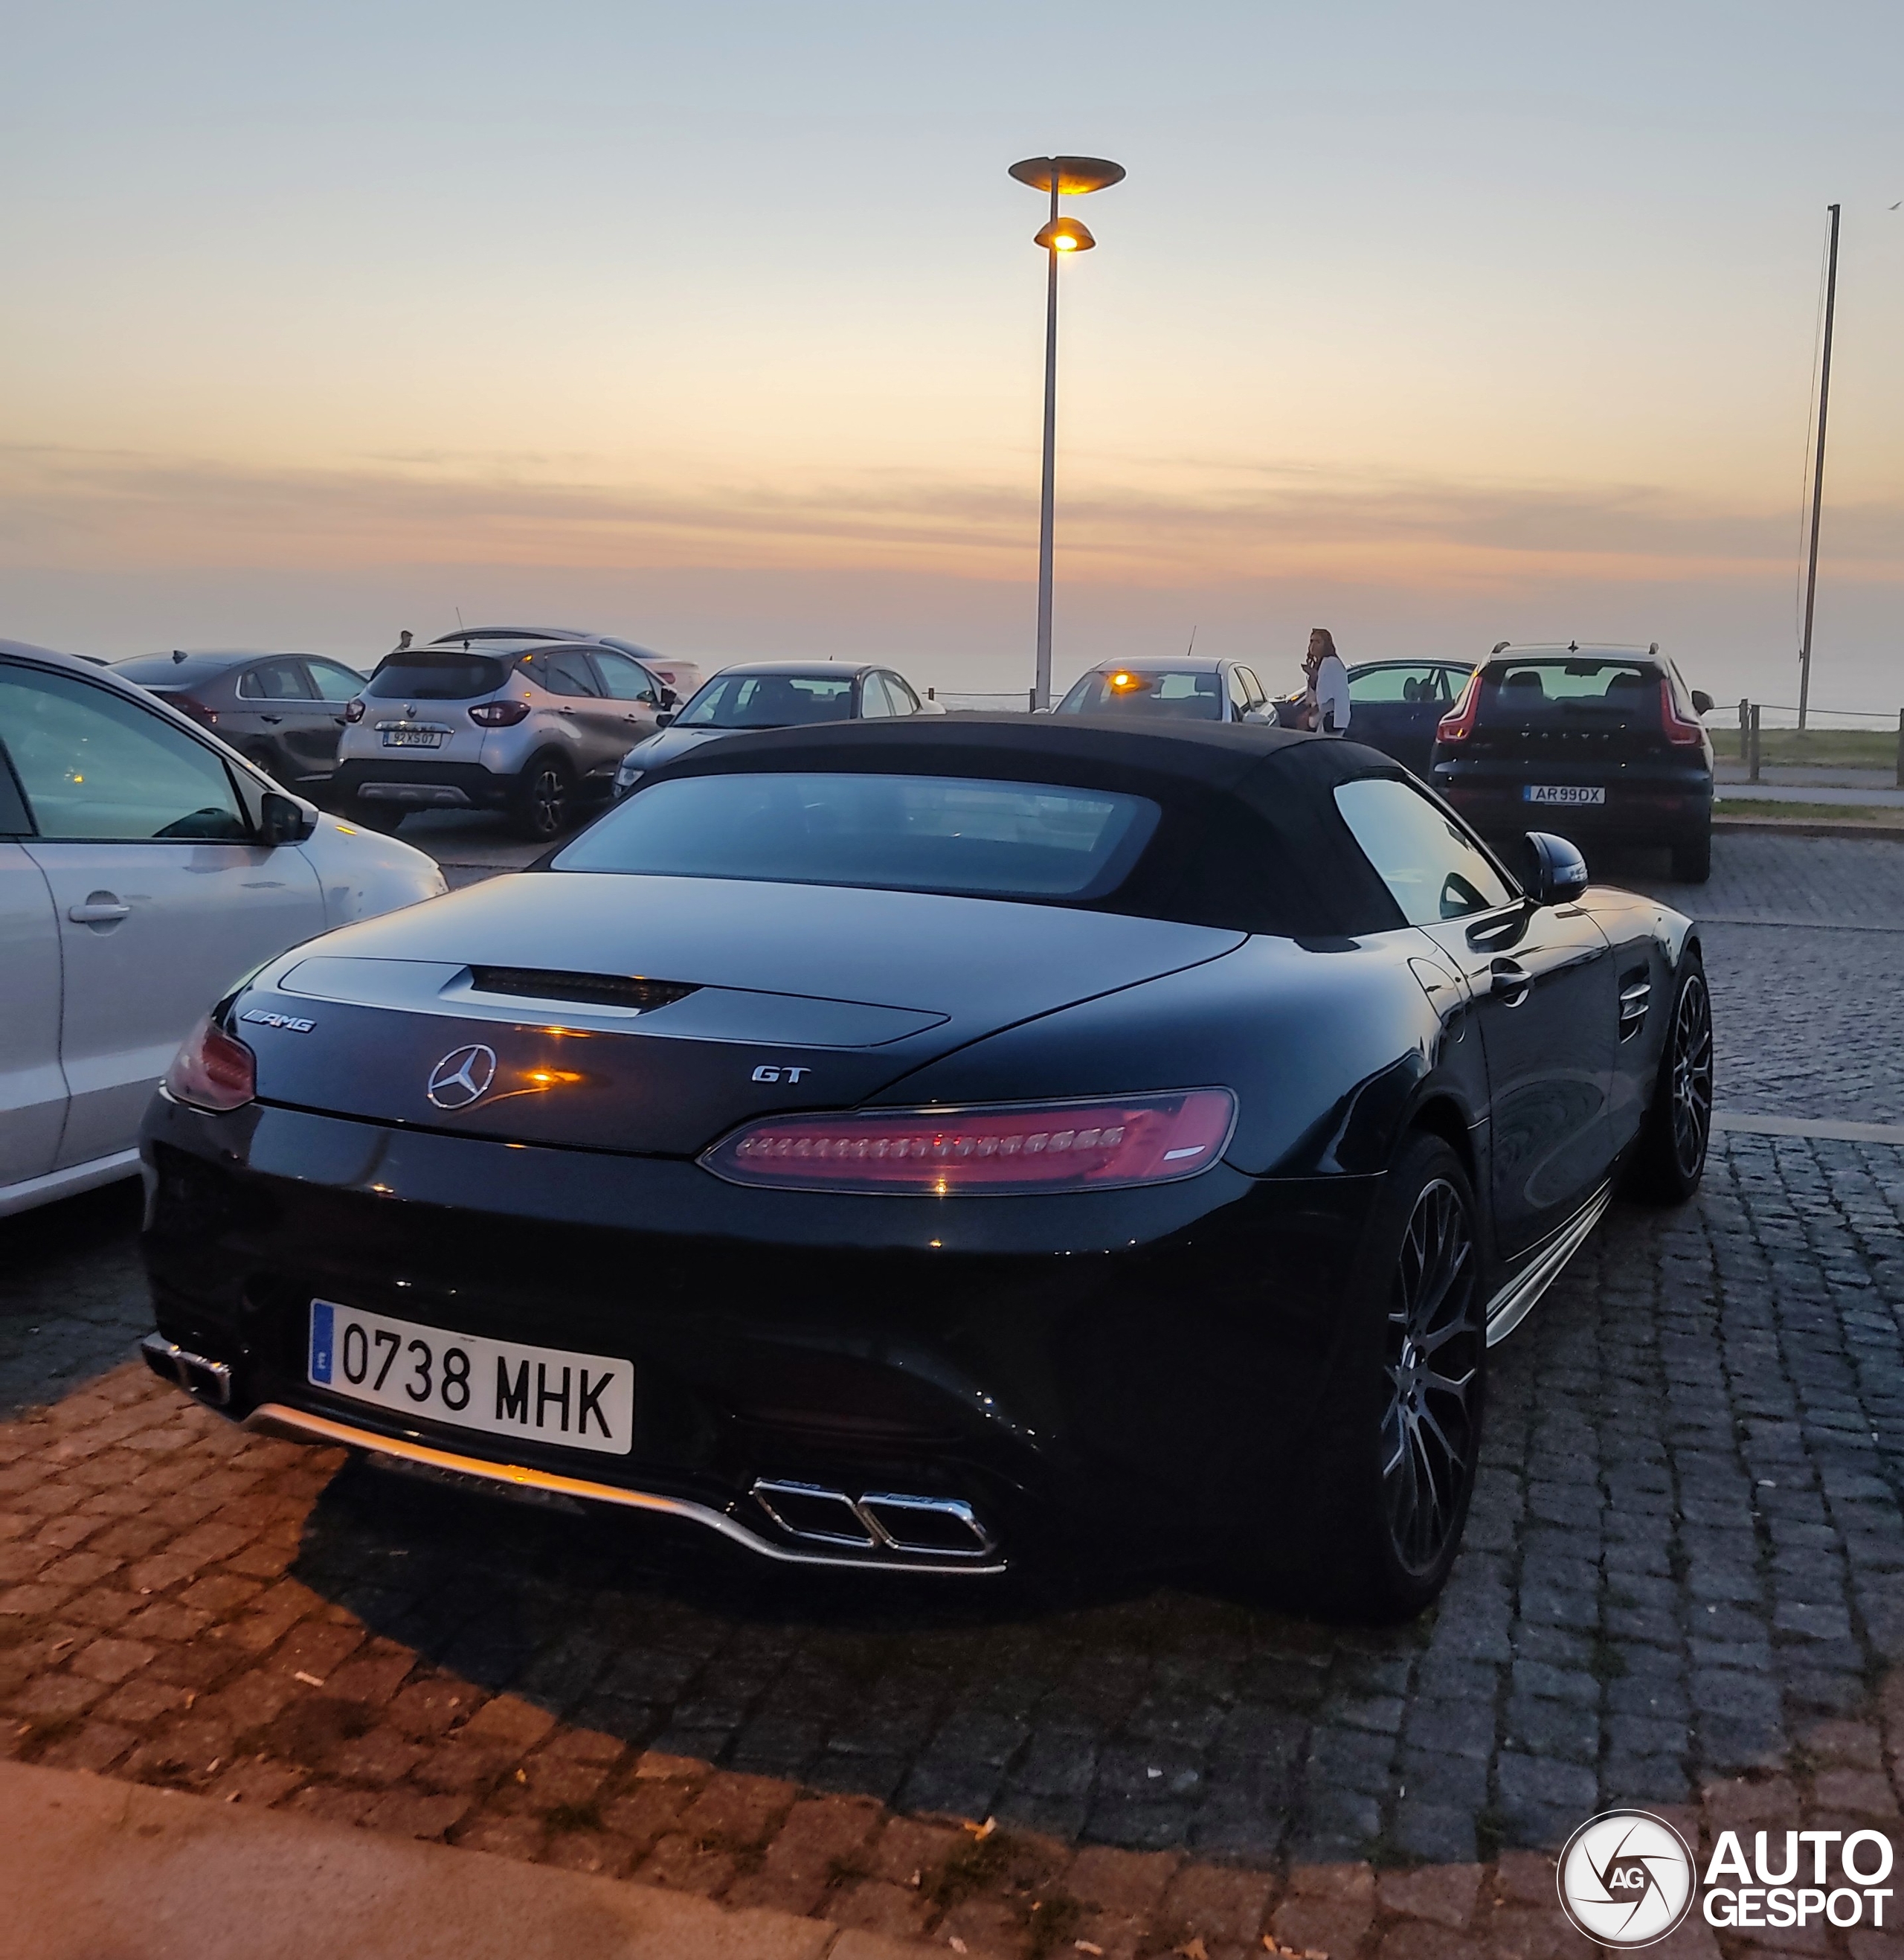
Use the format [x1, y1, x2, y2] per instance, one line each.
[1315, 653, 1351, 734]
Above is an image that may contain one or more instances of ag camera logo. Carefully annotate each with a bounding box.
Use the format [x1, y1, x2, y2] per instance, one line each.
[1557, 1810, 1696, 1947]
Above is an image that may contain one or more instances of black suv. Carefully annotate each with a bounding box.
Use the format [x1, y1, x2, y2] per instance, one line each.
[1429, 642, 1715, 882]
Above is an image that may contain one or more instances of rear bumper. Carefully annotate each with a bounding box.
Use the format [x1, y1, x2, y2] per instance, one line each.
[138, 1096, 1378, 1572]
[330, 759, 510, 809]
[1431, 762, 1712, 841]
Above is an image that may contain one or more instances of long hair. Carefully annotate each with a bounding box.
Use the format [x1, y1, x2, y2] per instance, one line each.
[1310, 628, 1337, 661]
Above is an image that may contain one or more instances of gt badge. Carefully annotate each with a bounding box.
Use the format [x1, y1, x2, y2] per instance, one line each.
[751, 1064, 811, 1084]
[428, 1044, 498, 1110]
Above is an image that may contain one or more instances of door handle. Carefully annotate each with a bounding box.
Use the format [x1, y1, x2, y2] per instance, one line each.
[68, 896, 131, 924]
[259, 714, 283, 724]
[1490, 958, 1532, 1006]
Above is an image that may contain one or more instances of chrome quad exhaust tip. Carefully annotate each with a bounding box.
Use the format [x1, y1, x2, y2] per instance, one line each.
[139, 1334, 234, 1408]
[750, 1478, 997, 1561]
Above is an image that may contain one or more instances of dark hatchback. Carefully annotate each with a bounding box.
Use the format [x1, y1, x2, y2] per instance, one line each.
[114, 650, 368, 796]
[1429, 644, 1716, 882]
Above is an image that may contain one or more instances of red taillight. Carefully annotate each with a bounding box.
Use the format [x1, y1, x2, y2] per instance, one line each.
[1436, 673, 1481, 745]
[164, 695, 218, 727]
[469, 698, 532, 727]
[342, 698, 366, 724]
[1661, 680, 1705, 746]
[163, 1017, 256, 1112]
[703, 1090, 1238, 1196]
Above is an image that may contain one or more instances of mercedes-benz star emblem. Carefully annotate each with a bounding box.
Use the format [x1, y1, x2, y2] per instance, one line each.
[427, 1044, 498, 1111]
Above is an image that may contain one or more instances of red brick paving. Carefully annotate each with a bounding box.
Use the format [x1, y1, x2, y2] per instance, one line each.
[3, 1361, 1893, 1958]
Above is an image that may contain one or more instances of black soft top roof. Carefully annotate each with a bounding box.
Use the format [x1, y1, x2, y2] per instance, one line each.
[640, 713, 1429, 938]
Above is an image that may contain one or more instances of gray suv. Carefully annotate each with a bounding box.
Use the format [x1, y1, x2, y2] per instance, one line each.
[332, 640, 675, 839]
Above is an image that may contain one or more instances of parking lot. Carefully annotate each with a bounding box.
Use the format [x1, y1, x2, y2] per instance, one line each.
[4, 828, 1904, 1956]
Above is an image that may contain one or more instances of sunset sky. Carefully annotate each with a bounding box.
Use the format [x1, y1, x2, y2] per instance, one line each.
[4, 1, 1901, 710]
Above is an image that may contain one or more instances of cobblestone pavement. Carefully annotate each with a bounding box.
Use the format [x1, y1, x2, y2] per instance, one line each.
[4, 830, 1904, 1956]
[5, 1132, 1904, 1956]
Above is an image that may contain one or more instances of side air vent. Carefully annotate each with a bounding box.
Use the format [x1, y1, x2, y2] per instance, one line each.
[1618, 967, 1651, 1042]
[469, 967, 699, 1012]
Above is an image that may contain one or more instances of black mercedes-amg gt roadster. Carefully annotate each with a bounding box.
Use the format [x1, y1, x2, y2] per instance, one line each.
[138, 717, 1712, 1617]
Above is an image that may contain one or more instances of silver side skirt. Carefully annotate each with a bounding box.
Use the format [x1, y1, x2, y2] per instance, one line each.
[0, 1148, 140, 1220]
[242, 1403, 1008, 1575]
[1483, 1181, 1613, 1347]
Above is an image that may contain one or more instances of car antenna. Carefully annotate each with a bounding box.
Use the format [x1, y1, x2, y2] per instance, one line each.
[1184, 624, 1198, 657]
[171, 649, 186, 663]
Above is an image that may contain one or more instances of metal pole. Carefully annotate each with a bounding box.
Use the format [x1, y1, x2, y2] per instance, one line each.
[1749, 703, 1762, 783]
[1738, 697, 1749, 763]
[1034, 176, 1060, 712]
[1798, 203, 1840, 733]
[1896, 707, 1903, 791]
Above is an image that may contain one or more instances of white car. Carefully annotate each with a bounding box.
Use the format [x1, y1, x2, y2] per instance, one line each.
[0, 640, 446, 1217]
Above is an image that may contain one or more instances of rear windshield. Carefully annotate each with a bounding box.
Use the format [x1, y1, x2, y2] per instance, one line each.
[113, 655, 239, 686]
[365, 653, 512, 700]
[676, 672, 856, 728]
[553, 772, 1160, 901]
[1477, 659, 1662, 725]
[1056, 670, 1223, 719]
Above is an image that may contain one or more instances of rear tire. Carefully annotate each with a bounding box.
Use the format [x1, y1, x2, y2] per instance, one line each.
[1670, 829, 1711, 884]
[508, 753, 575, 842]
[1624, 954, 1713, 1204]
[1244, 1132, 1488, 1622]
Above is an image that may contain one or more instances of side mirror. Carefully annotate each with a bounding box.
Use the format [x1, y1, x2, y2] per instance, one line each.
[1241, 707, 1274, 724]
[660, 687, 679, 707]
[259, 791, 318, 846]
[1525, 830, 1589, 907]
[1691, 688, 1714, 716]
[655, 710, 676, 729]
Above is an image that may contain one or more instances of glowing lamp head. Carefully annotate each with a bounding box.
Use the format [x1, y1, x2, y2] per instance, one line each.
[1035, 216, 1096, 254]
[1107, 669, 1149, 694]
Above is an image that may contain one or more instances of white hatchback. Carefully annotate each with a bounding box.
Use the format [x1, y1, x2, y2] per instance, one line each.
[0, 640, 447, 1217]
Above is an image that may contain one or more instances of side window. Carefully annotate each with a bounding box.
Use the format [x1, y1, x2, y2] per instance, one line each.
[1236, 667, 1267, 708]
[239, 658, 316, 701]
[1226, 669, 1253, 719]
[591, 650, 659, 702]
[1334, 777, 1513, 926]
[306, 661, 367, 702]
[858, 673, 895, 718]
[527, 649, 602, 698]
[0, 666, 249, 843]
[883, 672, 922, 714]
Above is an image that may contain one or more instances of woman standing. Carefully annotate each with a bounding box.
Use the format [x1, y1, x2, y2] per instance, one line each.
[1302, 629, 1351, 736]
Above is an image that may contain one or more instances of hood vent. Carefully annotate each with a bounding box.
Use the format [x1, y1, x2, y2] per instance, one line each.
[468, 966, 700, 1012]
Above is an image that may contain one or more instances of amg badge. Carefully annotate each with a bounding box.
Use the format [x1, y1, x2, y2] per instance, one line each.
[240, 1009, 315, 1032]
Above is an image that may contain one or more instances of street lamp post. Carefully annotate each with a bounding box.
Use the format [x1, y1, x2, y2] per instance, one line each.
[1009, 155, 1125, 710]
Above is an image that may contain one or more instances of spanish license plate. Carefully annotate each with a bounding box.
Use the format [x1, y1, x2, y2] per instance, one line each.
[1523, 785, 1605, 806]
[308, 1300, 634, 1456]
[382, 729, 444, 748]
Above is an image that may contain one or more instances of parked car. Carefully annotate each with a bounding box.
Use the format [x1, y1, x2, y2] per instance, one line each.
[0, 640, 444, 1218]
[1429, 643, 1715, 882]
[138, 714, 1710, 1619]
[112, 649, 368, 797]
[1054, 656, 1276, 722]
[331, 640, 676, 840]
[419, 626, 704, 708]
[1339, 661, 1475, 776]
[613, 661, 942, 799]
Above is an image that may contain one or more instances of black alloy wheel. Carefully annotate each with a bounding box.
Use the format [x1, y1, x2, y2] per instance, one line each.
[1626, 955, 1712, 1204]
[1666, 967, 1714, 1183]
[511, 755, 573, 841]
[1255, 1131, 1488, 1622]
[1381, 1176, 1485, 1581]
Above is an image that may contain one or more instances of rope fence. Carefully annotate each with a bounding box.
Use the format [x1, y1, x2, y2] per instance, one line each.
[1734, 699, 1904, 787]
